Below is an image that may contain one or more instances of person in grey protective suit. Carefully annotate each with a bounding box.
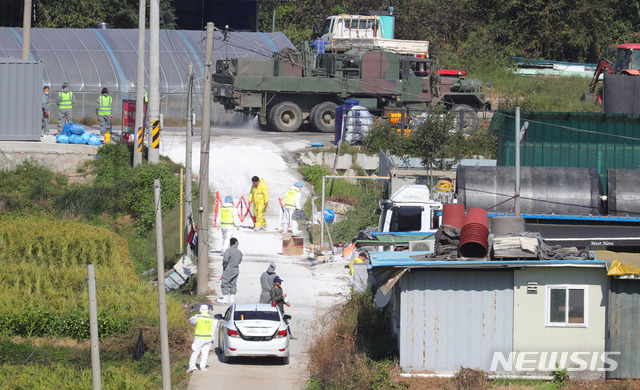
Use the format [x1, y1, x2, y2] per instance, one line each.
[259, 263, 277, 303]
[217, 237, 242, 304]
[42, 86, 50, 136]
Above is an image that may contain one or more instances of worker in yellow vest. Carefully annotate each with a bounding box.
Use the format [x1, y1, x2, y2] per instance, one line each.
[56, 81, 74, 134]
[187, 304, 215, 373]
[280, 181, 303, 233]
[96, 87, 113, 136]
[220, 195, 237, 255]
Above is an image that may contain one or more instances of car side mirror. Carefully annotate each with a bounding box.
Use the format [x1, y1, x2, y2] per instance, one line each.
[374, 208, 381, 215]
[214, 314, 223, 320]
[283, 314, 292, 322]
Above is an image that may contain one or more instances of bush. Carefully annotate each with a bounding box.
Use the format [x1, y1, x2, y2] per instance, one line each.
[452, 367, 488, 390]
[308, 293, 402, 389]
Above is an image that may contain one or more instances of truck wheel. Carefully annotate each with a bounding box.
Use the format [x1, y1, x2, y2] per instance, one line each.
[310, 102, 338, 133]
[452, 104, 478, 135]
[269, 102, 303, 132]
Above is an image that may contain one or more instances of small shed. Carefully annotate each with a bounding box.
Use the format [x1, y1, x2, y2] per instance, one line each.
[0, 58, 42, 141]
[370, 252, 610, 379]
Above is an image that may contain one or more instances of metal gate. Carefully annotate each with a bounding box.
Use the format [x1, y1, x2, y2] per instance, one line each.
[606, 277, 640, 378]
[399, 269, 514, 372]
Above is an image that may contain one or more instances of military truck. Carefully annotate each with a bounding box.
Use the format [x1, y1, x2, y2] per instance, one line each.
[212, 47, 489, 133]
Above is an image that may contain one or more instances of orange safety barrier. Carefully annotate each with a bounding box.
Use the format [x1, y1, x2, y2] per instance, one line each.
[236, 196, 255, 225]
[213, 192, 222, 227]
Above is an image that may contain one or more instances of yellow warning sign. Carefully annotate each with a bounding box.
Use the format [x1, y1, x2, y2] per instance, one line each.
[152, 120, 159, 149]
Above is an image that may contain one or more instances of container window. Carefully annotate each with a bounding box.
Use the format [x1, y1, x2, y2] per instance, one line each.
[546, 285, 588, 327]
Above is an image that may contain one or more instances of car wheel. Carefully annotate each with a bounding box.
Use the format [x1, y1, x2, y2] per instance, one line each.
[310, 101, 338, 133]
[281, 355, 290, 365]
[268, 101, 303, 132]
[222, 349, 231, 364]
[452, 104, 478, 135]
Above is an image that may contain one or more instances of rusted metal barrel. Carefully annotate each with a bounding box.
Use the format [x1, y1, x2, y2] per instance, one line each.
[442, 203, 465, 229]
[459, 207, 489, 258]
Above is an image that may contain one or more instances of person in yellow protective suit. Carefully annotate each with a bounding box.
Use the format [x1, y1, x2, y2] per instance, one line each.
[249, 176, 269, 231]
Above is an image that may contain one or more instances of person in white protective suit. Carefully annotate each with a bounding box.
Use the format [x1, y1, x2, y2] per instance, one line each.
[187, 305, 215, 373]
[279, 181, 303, 233]
[219, 195, 236, 255]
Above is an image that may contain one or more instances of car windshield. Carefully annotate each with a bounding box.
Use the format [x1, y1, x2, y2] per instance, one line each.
[234, 310, 280, 321]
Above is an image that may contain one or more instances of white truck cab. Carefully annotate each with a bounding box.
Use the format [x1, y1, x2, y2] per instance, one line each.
[320, 14, 387, 42]
[319, 12, 429, 56]
[377, 184, 443, 233]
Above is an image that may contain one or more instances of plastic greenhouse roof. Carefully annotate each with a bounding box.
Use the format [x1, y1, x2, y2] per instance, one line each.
[0, 27, 294, 93]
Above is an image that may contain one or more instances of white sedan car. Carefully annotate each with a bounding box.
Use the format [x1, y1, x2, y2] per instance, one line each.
[216, 303, 291, 364]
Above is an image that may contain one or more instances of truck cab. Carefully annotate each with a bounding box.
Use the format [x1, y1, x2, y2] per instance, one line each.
[321, 14, 390, 42]
[377, 185, 443, 233]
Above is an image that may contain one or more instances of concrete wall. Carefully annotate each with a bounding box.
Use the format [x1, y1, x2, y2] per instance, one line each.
[0, 139, 98, 176]
[513, 266, 609, 379]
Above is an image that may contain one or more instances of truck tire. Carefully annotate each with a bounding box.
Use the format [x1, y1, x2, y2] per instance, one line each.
[452, 104, 478, 135]
[268, 101, 303, 132]
[310, 101, 338, 133]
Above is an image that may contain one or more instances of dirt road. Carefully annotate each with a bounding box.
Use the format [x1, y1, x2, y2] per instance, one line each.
[160, 124, 351, 389]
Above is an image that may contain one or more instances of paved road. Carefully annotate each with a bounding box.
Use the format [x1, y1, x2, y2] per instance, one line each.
[159, 121, 350, 390]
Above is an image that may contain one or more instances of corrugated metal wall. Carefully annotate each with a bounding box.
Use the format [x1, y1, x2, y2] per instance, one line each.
[399, 269, 514, 372]
[606, 278, 640, 379]
[0, 59, 42, 141]
[489, 111, 640, 192]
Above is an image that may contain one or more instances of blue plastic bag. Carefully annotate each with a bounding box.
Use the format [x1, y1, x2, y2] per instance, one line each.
[69, 134, 84, 144]
[71, 123, 85, 135]
[56, 134, 69, 144]
[87, 134, 101, 145]
[62, 122, 74, 136]
[80, 132, 91, 144]
[323, 209, 335, 224]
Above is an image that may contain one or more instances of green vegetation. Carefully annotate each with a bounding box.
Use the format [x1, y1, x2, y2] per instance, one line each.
[0, 144, 200, 389]
[307, 292, 402, 390]
[300, 164, 383, 245]
[259, 0, 640, 64]
[35, 0, 176, 29]
[364, 117, 497, 167]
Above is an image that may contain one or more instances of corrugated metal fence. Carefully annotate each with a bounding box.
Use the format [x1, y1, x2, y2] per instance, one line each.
[606, 278, 640, 379]
[399, 269, 514, 372]
[489, 111, 640, 192]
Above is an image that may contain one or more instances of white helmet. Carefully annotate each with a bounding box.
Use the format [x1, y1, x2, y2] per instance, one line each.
[200, 304, 209, 313]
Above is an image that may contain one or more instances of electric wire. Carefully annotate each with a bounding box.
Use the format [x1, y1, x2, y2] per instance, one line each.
[0, 278, 87, 390]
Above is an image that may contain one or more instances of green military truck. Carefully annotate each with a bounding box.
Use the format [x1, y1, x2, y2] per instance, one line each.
[213, 47, 489, 133]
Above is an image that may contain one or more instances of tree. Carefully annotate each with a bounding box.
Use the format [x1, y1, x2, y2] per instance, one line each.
[35, 0, 176, 29]
[411, 112, 463, 171]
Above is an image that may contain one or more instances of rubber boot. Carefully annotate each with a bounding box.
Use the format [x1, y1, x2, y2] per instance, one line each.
[230, 295, 235, 303]
[217, 295, 230, 304]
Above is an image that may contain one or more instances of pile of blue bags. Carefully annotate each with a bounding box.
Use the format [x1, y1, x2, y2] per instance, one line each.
[56, 122, 102, 145]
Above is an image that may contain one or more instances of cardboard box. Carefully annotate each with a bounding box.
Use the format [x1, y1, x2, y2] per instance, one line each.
[282, 233, 304, 256]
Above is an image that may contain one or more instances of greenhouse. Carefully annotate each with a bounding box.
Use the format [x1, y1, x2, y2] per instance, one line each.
[0, 27, 294, 121]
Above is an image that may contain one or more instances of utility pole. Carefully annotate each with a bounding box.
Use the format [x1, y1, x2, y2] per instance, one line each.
[87, 264, 101, 390]
[148, 0, 160, 163]
[185, 65, 194, 256]
[21, 0, 31, 60]
[154, 180, 171, 390]
[133, 0, 146, 167]
[197, 23, 214, 295]
[515, 107, 521, 216]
